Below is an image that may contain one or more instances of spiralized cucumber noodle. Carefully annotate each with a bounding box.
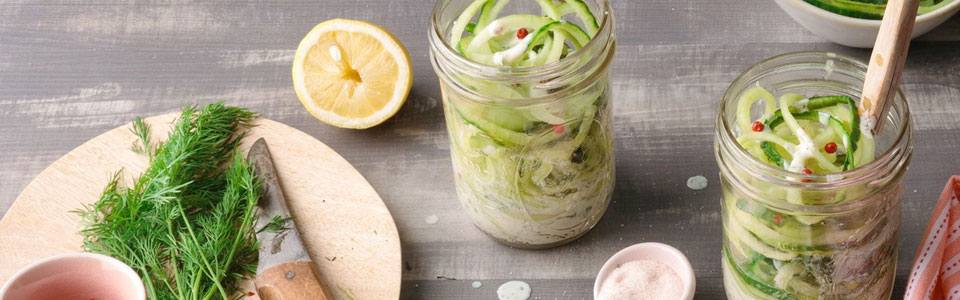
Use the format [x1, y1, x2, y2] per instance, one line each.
[442, 0, 614, 246]
[734, 87, 875, 177]
[449, 0, 599, 67]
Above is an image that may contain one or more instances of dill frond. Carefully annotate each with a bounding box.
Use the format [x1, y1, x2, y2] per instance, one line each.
[78, 102, 259, 300]
[130, 117, 152, 156]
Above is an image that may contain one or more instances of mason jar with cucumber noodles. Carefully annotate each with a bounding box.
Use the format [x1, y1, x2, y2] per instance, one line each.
[715, 52, 913, 299]
[428, 0, 615, 248]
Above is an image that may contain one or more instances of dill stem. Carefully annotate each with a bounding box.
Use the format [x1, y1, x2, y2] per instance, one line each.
[218, 186, 258, 295]
[115, 233, 160, 299]
[137, 266, 158, 300]
[176, 200, 230, 300]
[192, 269, 203, 299]
[202, 286, 217, 300]
[167, 219, 187, 300]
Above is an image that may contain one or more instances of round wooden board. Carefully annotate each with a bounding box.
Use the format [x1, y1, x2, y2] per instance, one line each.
[0, 113, 401, 300]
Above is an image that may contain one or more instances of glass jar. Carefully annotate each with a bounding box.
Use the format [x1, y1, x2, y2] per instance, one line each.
[715, 52, 912, 299]
[428, 0, 616, 249]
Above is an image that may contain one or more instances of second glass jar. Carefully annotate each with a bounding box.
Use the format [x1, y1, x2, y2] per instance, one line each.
[428, 0, 616, 248]
[716, 52, 912, 299]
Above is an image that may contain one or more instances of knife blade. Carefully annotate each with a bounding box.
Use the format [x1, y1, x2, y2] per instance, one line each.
[248, 138, 331, 300]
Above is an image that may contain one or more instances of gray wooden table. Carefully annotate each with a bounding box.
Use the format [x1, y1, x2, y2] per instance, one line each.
[1, 1, 958, 299]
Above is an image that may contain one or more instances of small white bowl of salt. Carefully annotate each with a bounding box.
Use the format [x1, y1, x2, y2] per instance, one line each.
[594, 242, 695, 300]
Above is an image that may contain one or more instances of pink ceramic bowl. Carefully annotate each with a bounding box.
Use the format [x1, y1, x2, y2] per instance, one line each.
[594, 242, 696, 300]
[0, 253, 145, 300]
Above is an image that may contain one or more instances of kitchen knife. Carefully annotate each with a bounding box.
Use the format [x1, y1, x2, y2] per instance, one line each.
[248, 138, 331, 300]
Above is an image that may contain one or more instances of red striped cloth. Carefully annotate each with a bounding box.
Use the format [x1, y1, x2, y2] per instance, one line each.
[905, 176, 960, 300]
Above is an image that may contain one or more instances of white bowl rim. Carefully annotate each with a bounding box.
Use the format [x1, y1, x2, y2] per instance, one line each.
[593, 242, 696, 300]
[782, 0, 960, 25]
[0, 252, 146, 300]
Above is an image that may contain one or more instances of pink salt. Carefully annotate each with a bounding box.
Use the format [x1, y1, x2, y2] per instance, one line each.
[597, 260, 683, 300]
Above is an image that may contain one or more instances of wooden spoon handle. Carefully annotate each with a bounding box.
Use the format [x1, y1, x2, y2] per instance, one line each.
[255, 261, 332, 300]
[860, 0, 920, 132]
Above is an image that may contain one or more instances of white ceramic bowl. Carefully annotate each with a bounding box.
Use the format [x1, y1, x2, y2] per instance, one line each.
[594, 242, 696, 300]
[0, 253, 146, 300]
[775, 0, 960, 47]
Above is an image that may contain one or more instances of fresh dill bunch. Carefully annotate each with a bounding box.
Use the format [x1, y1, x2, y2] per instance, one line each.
[78, 102, 259, 300]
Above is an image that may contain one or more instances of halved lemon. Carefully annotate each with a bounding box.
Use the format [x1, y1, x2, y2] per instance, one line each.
[292, 19, 412, 129]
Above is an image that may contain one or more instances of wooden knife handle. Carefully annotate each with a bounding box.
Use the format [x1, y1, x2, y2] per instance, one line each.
[255, 261, 332, 300]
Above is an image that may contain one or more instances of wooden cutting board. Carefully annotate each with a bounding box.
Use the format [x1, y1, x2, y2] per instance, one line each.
[0, 113, 401, 300]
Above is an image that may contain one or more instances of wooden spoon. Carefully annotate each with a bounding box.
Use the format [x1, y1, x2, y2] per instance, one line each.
[859, 0, 920, 134]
